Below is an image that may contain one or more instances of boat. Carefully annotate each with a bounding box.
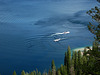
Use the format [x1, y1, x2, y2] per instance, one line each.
[63, 31, 70, 34]
[51, 31, 70, 36]
[54, 38, 61, 42]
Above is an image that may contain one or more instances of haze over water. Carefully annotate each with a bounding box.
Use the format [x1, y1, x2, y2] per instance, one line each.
[0, 0, 97, 74]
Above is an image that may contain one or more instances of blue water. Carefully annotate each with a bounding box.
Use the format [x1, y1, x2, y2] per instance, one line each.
[0, 0, 97, 75]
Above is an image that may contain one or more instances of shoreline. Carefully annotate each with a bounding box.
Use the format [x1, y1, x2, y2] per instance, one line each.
[72, 46, 92, 55]
[72, 46, 92, 52]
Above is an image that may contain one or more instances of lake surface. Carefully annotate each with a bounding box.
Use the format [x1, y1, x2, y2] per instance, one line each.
[0, 0, 97, 74]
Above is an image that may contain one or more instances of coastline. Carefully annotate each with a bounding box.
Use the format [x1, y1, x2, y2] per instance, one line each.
[72, 46, 92, 55]
[72, 46, 92, 52]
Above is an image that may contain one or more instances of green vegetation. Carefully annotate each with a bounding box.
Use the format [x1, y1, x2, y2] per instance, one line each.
[66, 46, 71, 75]
[13, 71, 17, 75]
[86, 6, 100, 42]
[11, 42, 99, 75]
[51, 60, 56, 75]
[21, 70, 25, 75]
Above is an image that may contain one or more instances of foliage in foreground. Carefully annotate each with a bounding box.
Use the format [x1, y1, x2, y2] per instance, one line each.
[12, 41, 100, 75]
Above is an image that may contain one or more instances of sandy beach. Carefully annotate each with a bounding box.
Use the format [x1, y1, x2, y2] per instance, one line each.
[72, 46, 92, 55]
[73, 46, 92, 52]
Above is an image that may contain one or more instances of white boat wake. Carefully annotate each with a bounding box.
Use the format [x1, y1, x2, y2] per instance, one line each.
[51, 31, 70, 37]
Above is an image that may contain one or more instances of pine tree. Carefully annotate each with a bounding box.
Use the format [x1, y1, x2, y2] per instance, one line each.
[38, 72, 41, 75]
[64, 52, 67, 66]
[71, 51, 75, 75]
[87, 56, 95, 74]
[21, 70, 25, 75]
[86, 6, 100, 42]
[45, 73, 47, 75]
[33, 71, 36, 75]
[77, 50, 82, 75]
[86, 4, 100, 74]
[13, 70, 17, 75]
[63, 66, 67, 75]
[82, 56, 88, 75]
[30, 72, 34, 75]
[60, 64, 64, 75]
[92, 41, 99, 56]
[83, 49, 87, 56]
[42, 72, 47, 75]
[51, 60, 56, 75]
[92, 42, 100, 74]
[67, 46, 71, 75]
[60, 65, 67, 75]
[78, 50, 82, 66]
[57, 69, 61, 75]
[72, 51, 75, 66]
[26, 72, 29, 75]
[48, 69, 51, 75]
[74, 51, 78, 75]
[36, 69, 39, 75]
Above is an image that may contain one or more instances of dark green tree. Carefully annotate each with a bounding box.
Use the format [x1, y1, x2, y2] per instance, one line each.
[38, 72, 41, 75]
[21, 70, 25, 75]
[64, 52, 67, 66]
[51, 60, 56, 75]
[33, 71, 36, 75]
[26, 72, 29, 75]
[57, 69, 61, 75]
[77, 50, 82, 75]
[42, 72, 47, 75]
[87, 6, 100, 42]
[82, 56, 88, 75]
[63, 66, 67, 75]
[86, 2, 100, 74]
[48, 69, 51, 75]
[60, 65, 67, 75]
[30, 72, 34, 75]
[71, 51, 75, 75]
[78, 50, 82, 66]
[71, 51, 75, 66]
[60, 64, 64, 75]
[13, 70, 17, 75]
[74, 51, 78, 75]
[36, 69, 39, 75]
[83, 49, 87, 56]
[67, 46, 71, 75]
